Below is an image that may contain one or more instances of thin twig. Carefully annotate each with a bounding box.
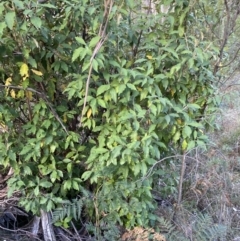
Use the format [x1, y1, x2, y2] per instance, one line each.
[219, 45, 240, 68]
[141, 152, 199, 181]
[0, 225, 42, 241]
[71, 221, 82, 241]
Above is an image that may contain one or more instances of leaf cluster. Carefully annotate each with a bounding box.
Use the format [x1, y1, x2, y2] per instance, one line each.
[0, 0, 220, 229]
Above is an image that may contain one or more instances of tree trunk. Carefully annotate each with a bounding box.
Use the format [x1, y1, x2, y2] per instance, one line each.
[41, 210, 57, 241]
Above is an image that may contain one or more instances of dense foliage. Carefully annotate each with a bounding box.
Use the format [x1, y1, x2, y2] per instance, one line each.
[0, 0, 220, 230]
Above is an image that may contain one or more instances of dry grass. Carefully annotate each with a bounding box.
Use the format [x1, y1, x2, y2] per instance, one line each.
[151, 74, 240, 240]
[121, 227, 166, 241]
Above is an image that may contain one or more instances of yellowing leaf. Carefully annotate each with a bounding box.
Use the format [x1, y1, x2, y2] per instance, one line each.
[25, 90, 33, 100]
[10, 89, 16, 98]
[146, 55, 153, 60]
[177, 119, 182, 125]
[173, 131, 181, 143]
[5, 77, 12, 96]
[63, 113, 67, 123]
[147, 119, 151, 125]
[0, 122, 8, 133]
[182, 139, 188, 151]
[199, 129, 204, 134]
[60, 84, 67, 91]
[178, 26, 185, 37]
[40, 141, 44, 147]
[87, 108, 92, 118]
[20, 63, 29, 78]
[31, 69, 43, 76]
[170, 125, 177, 136]
[194, 38, 199, 47]
[170, 89, 175, 96]
[5, 77, 12, 86]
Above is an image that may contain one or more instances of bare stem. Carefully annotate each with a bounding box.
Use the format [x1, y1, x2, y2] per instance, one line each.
[177, 152, 186, 206]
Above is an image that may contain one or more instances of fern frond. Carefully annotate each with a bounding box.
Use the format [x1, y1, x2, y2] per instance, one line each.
[159, 212, 227, 241]
[192, 213, 227, 241]
[157, 217, 188, 241]
[52, 198, 84, 223]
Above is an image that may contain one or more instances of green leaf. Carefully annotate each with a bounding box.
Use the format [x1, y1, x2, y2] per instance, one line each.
[50, 144, 57, 153]
[162, 47, 178, 59]
[57, 170, 63, 178]
[42, 119, 51, 129]
[40, 3, 57, 9]
[75, 37, 86, 45]
[63, 158, 72, 163]
[13, 0, 24, 9]
[28, 57, 37, 68]
[178, 26, 185, 37]
[111, 145, 122, 159]
[50, 171, 58, 183]
[67, 163, 72, 173]
[0, 22, 7, 36]
[30, 17, 42, 29]
[46, 200, 54, 211]
[23, 166, 32, 175]
[173, 131, 181, 143]
[118, 84, 126, 94]
[97, 98, 106, 108]
[61, 62, 68, 72]
[9, 150, 16, 161]
[110, 88, 117, 102]
[97, 84, 110, 96]
[63, 180, 72, 190]
[5, 11, 16, 30]
[187, 140, 195, 150]
[188, 103, 201, 110]
[72, 47, 83, 62]
[40, 197, 48, 205]
[39, 181, 53, 188]
[89, 36, 101, 48]
[170, 63, 182, 75]
[95, 147, 108, 154]
[127, 83, 136, 90]
[34, 186, 39, 196]
[82, 171, 92, 181]
[186, 121, 203, 128]
[92, 59, 98, 72]
[72, 180, 79, 191]
[141, 162, 148, 175]
[82, 62, 91, 72]
[133, 163, 141, 176]
[182, 125, 192, 138]
[19, 146, 31, 155]
[149, 104, 157, 116]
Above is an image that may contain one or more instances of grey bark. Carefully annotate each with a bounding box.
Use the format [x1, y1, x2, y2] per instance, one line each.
[41, 210, 57, 241]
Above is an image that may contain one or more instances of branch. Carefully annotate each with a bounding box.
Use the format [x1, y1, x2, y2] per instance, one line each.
[141, 152, 198, 181]
[78, 0, 113, 127]
[214, 0, 240, 74]
[218, 45, 240, 68]
[214, 0, 230, 74]
[132, 0, 153, 58]
[0, 225, 42, 241]
[197, 3, 220, 41]
[0, 85, 42, 95]
[177, 152, 186, 206]
[71, 221, 82, 241]
[0, 85, 69, 135]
